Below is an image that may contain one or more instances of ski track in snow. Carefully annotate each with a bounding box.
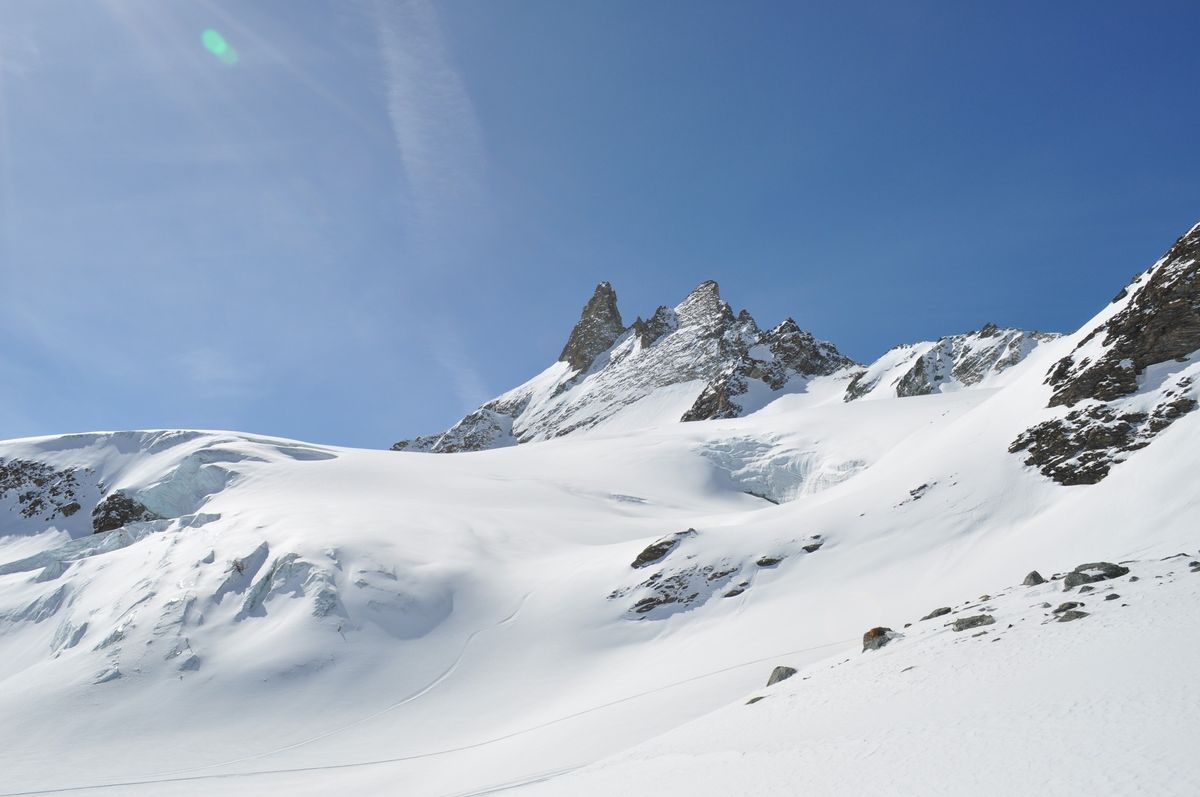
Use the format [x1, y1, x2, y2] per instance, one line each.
[0, 636, 858, 796]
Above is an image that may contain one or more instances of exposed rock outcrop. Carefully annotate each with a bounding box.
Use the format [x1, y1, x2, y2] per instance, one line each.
[845, 324, 1057, 402]
[91, 492, 160, 534]
[558, 282, 626, 373]
[951, 614, 995, 632]
[1062, 561, 1130, 590]
[767, 665, 797, 686]
[631, 529, 696, 569]
[1012, 221, 1200, 485]
[0, 459, 88, 524]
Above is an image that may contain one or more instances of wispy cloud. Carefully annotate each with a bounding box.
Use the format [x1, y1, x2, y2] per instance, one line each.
[178, 347, 263, 402]
[0, 27, 40, 77]
[427, 319, 491, 411]
[372, 0, 487, 247]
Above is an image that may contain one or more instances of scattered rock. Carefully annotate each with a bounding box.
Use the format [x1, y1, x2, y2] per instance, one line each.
[802, 541, 824, 554]
[723, 587, 745, 598]
[921, 606, 952, 621]
[1022, 570, 1046, 586]
[1105, 593, 1120, 601]
[952, 614, 995, 632]
[1057, 610, 1090, 623]
[1129, 576, 1140, 582]
[1052, 601, 1084, 614]
[972, 630, 989, 637]
[767, 666, 797, 686]
[862, 626, 897, 652]
[1078, 585, 1095, 593]
[755, 556, 784, 568]
[746, 696, 766, 705]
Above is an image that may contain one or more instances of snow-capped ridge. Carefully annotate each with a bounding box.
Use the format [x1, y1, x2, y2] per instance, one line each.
[392, 280, 856, 452]
[844, 323, 1059, 402]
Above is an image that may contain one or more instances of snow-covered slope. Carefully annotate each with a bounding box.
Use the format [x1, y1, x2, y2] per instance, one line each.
[507, 552, 1200, 797]
[1, 220, 1198, 797]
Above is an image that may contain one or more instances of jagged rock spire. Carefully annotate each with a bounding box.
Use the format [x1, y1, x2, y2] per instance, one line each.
[558, 282, 626, 373]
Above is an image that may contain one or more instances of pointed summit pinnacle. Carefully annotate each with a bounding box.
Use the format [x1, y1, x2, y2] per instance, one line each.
[558, 282, 626, 372]
[674, 280, 734, 331]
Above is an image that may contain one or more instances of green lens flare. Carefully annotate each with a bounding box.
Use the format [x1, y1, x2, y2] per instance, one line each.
[201, 29, 238, 66]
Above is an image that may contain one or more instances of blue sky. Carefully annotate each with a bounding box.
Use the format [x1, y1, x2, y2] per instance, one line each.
[1, 1, 1198, 448]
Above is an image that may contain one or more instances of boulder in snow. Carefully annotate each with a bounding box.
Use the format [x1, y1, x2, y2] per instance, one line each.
[951, 614, 995, 632]
[767, 666, 797, 686]
[862, 626, 897, 652]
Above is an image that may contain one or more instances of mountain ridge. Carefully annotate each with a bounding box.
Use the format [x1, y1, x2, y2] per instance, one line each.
[393, 281, 1057, 453]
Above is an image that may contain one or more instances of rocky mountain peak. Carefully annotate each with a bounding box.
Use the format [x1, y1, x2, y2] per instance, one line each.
[674, 280, 733, 333]
[558, 281, 626, 373]
[394, 280, 857, 452]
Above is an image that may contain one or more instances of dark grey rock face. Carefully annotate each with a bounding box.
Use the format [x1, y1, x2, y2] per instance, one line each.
[617, 560, 739, 617]
[1010, 395, 1196, 485]
[767, 665, 797, 686]
[92, 492, 160, 534]
[862, 626, 895, 651]
[680, 315, 856, 423]
[559, 282, 627, 373]
[630, 306, 675, 348]
[1023, 570, 1047, 586]
[1062, 571, 1093, 590]
[921, 606, 952, 621]
[1012, 220, 1200, 485]
[631, 529, 696, 569]
[951, 614, 995, 632]
[1047, 224, 1200, 408]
